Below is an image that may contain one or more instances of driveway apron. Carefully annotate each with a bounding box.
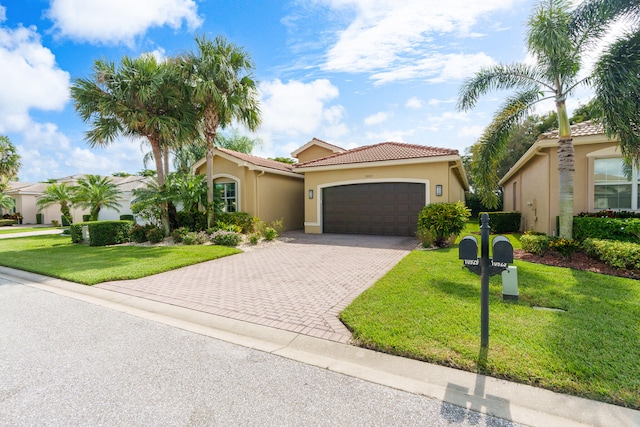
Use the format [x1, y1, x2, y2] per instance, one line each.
[97, 232, 417, 343]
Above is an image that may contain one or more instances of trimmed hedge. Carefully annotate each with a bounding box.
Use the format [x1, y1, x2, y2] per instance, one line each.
[573, 217, 640, 243]
[520, 233, 552, 256]
[480, 211, 521, 233]
[0, 219, 17, 226]
[70, 220, 132, 246]
[582, 238, 640, 270]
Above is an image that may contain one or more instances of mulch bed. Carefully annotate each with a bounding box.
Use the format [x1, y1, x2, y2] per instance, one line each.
[514, 249, 640, 280]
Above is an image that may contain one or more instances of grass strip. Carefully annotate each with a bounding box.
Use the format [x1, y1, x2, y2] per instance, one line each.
[0, 234, 240, 285]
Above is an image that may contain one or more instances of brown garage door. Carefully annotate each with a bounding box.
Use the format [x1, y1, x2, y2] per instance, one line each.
[322, 182, 425, 236]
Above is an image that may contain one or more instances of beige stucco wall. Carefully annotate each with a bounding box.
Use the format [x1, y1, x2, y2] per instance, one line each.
[195, 156, 304, 231]
[301, 160, 466, 234]
[296, 145, 337, 163]
[501, 137, 619, 235]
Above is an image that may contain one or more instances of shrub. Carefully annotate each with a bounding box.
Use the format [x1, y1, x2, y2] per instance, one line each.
[215, 212, 257, 233]
[549, 238, 581, 261]
[119, 214, 134, 221]
[130, 224, 153, 243]
[0, 219, 17, 226]
[82, 215, 91, 222]
[146, 227, 165, 244]
[578, 210, 640, 219]
[248, 233, 261, 245]
[210, 230, 242, 246]
[582, 238, 640, 270]
[417, 202, 470, 247]
[175, 211, 207, 231]
[215, 221, 243, 233]
[171, 227, 189, 243]
[69, 223, 84, 243]
[416, 227, 435, 248]
[263, 227, 278, 241]
[51, 219, 60, 227]
[87, 220, 132, 246]
[573, 216, 640, 243]
[182, 231, 209, 245]
[520, 234, 552, 256]
[480, 211, 521, 233]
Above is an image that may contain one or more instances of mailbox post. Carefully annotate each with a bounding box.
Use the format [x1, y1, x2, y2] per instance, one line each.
[458, 213, 513, 348]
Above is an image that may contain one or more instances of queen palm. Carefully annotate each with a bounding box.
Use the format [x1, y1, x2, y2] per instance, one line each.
[183, 35, 261, 226]
[73, 175, 122, 221]
[36, 182, 76, 225]
[458, 0, 640, 238]
[71, 55, 197, 233]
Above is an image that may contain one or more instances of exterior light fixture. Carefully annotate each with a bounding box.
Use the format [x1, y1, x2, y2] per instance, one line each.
[435, 185, 443, 197]
[308, 189, 314, 199]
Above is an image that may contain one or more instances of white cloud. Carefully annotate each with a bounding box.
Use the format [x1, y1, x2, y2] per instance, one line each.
[364, 111, 392, 126]
[315, 0, 519, 83]
[0, 23, 70, 134]
[405, 97, 423, 109]
[46, 0, 202, 45]
[458, 125, 485, 139]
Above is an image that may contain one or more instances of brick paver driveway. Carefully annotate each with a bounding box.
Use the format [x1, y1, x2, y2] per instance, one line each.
[97, 232, 417, 343]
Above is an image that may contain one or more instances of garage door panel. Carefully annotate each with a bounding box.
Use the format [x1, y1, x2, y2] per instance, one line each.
[323, 182, 425, 236]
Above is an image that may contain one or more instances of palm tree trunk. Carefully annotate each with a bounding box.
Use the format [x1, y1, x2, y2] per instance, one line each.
[150, 137, 170, 236]
[556, 100, 574, 239]
[163, 145, 170, 178]
[206, 140, 214, 228]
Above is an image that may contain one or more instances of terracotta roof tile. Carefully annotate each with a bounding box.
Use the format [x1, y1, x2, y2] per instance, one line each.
[295, 142, 458, 168]
[218, 147, 296, 173]
[540, 120, 604, 139]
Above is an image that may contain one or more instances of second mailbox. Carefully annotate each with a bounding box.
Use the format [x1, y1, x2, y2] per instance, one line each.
[492, 236, 514, 265]
[458, 235, 478, 261]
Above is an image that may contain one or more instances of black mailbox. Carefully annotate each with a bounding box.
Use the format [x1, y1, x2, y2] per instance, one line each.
[459, 236, 478, 260]
[492, 236, 513, 264]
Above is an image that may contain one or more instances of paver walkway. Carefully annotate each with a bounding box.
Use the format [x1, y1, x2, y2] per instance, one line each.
[97, 232, 417, 343]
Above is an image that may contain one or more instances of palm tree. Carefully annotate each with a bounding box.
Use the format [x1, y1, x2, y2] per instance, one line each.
[183, 35, 261, 226]
[36, 182, 76, 225]
[458, 0, 640, 238]
[0, 192, 14, 211]
[74, 175, 122, 221]
[0, 135, 21, 192]
[70, 55, 197, 233]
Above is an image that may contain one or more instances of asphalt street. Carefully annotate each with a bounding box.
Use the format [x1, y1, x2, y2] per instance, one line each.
[0, 278, 522, 426]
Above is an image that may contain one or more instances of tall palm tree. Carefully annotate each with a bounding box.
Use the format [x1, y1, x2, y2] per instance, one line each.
[0, 135, 21, 192]
[458, 0, 640, 238]
[71, 55, 197, 233]
[73, 175, 122, 221]
[36, 182, 76, 225]
[183, 35, 261, 226]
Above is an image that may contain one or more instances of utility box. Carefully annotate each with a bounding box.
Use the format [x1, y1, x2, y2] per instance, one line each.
[502, 266, 518, 301]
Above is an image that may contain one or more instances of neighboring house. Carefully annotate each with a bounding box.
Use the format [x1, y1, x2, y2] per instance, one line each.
[192, 139, 468, 236]
[2, 174, 150, 225]
[499, 121, 623, 235]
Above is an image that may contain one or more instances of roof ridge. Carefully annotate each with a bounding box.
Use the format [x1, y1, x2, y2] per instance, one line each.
[218, 147, 295, 172]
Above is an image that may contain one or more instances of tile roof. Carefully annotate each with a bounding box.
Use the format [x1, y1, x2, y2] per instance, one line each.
[218, 147, 297, 173]
[540, 120, 604, 139]
[294, 142, 459, 168]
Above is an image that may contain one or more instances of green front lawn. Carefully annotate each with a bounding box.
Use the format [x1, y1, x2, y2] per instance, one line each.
[0, 227, 60, 235]
[340, 228, 640, 409]
[0, 235, 240, 285]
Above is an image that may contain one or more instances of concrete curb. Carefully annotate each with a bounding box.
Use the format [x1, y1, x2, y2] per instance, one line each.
[1, 266, 638, 427]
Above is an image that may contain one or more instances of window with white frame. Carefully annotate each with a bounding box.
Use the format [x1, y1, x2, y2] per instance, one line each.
[594, 158, 637, 210]
[214, 182, 237, 212]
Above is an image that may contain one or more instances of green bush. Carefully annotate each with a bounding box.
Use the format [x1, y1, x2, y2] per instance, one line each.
[171, 227, 189, 243]
[69, 223, 84, 243]
[119, 214, 134, 221]
[82, 215, 91, 222]
[182, 231, 209, 245]
[582, 238, 640, 270]
[87, 220, 132, 246]
[520, 234, 552, 256]
[129, 224, 153, 243]
[263, 227, 278, 241]
[62, 216, 72, 226]
[0, 219, 17, 226]
[146, 227, 165, 244]
[248, 233, 261, 245]
[416, 227, 435, 248]
[480, 211, 521, 233]
[573, 217, 640, 243]
[417, 202, 470, 247]
[175, 211, 208, 231]
[549, 237, 581, 261]
[210, 230, 242, 246]
[216, 212, 257, 233]
[215, 221, 243, 233]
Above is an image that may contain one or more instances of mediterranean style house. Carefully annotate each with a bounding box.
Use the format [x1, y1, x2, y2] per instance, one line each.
[193, 138, 469, 236]
[499, 121, 625, 235]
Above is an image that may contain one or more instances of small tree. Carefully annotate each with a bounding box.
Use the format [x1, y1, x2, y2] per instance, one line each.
[74, 175, 122, 221]
[417, 202, 471, 247]
[0, 192, 14, 211]
[36, 183, 76, 225]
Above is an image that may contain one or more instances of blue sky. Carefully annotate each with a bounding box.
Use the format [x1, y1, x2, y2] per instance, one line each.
[1, 0, 596, 182]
